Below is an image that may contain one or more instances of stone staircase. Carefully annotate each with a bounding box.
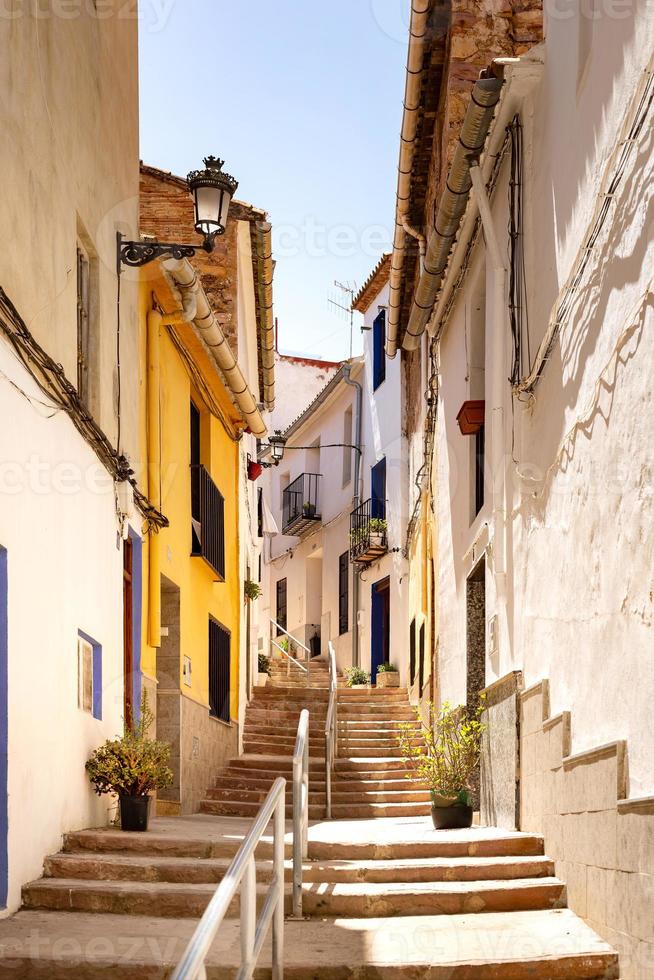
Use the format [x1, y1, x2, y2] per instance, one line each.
[200, 658, 431, 820]
[2, 816, 619, 976]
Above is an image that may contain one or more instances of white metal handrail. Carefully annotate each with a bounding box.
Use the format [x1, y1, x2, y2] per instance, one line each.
[292, 708, 310, 917]
[325, 641, 338, 819]
[171, 778, 286, 980]
[270, 619, 311, 679]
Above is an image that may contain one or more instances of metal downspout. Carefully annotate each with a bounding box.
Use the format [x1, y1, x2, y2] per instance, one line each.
[387, 0, 431, 359]
[403, 75, 504, 350]
[343, 363, 363, 668]
[147, 308, 162, 648]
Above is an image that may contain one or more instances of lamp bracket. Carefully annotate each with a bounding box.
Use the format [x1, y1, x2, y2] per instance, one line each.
[117, 231, 219, 270]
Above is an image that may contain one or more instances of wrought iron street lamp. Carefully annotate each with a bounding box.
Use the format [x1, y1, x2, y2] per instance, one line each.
[268, 431, 287, 465]
[117, 156, 239, 269]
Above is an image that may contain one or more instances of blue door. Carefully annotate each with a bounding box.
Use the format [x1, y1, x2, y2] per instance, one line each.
[371, 576, 390, 684]
[371, 457, 386, 520]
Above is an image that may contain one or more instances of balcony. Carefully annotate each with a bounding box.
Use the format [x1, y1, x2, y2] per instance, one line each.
[282, 473, 321, 536]
[350, 498, 388, 565]
[191, 464, 225, 579]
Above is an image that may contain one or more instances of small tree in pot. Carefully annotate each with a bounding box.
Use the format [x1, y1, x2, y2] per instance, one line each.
[86, 693, 173, 832]
[398, 699, 485, 830]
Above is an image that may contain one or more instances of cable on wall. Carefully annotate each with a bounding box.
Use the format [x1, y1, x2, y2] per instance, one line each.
[0, 285, 168, 532]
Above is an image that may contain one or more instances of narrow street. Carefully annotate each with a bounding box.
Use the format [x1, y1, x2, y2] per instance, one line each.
[0, 0, 652, 977]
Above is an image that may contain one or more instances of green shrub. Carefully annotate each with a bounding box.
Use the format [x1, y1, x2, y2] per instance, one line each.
[398, 700, 486, 806]
[244, 580, 262, 601]
[377, 663, 398, 673]
[86, 694, 173, 799]
[258, 653, 271, 675]
[344, 666, 370, 687]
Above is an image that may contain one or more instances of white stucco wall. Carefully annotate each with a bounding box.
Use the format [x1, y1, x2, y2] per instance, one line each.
[435, 16, 654, 795]
[270, 355, 341, 431]
[0, 344, 129, 911]
[258, 280, 408, 682]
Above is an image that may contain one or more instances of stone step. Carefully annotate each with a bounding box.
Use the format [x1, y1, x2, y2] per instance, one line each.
[229, 754, 326, 771]
[301, 876, 566, 918]
[243, 724, 327, 739]
[212, 773, 326, 792]
[338, 719, 421, 729]
[308, 832, 546, 861]
[0, 909, 619, 978]
[338, 706, 416, 717]
[253, 687, 329, 701]
[44, 853, 555, 887]
[329, 788, 431, 804]
[329, 801, 431, 818]
[22, 877, 294, 919]
[63, 827, 289, 861]
[334, 757, 407, 771]
[337, 736, 417, 749]
[242, 740, 325, 756]
[203, 787, 328, 806]
[199, 799, 324, 819]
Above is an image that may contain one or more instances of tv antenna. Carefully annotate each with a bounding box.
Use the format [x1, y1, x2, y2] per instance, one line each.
[328, 280, 357, 359]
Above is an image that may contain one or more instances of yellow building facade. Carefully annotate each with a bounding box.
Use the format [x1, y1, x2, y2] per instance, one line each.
[135, 166, 274, 815]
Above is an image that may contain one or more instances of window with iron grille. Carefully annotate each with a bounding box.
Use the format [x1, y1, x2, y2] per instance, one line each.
[276, 578, 287, 634]
[190, 402, 225, 579]
[474, 424, 485, 517]
[257, 488, 263, 538]
[209, 619, 230, 722]
[409, 618, 416, 685]
[372, 310, 386, 391]
[338, 552, 349, 635]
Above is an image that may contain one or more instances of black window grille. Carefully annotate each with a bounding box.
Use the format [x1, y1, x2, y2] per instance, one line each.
[338, 552, 349, 635]
[191, 465, 225, 579]
[209, 619, 230, 722]
[276, 578, 287, 634]
[409, 618, 416, 685]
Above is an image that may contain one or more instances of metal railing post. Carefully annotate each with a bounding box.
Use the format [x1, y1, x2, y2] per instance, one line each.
[171, 778, 287, 980]
[325, 642, 338, 820]
[272, 790, 285, 980]
[292, 709, 309, 918]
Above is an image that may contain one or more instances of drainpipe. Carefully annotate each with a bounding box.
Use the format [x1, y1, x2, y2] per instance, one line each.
[147, 308, 162, 648]
[387, 0, 431, 359]
[469, 164, 507, 599]
[402, 75, 504, 351]
[163, 258, 267, 437]
[343, 363, 363, 668]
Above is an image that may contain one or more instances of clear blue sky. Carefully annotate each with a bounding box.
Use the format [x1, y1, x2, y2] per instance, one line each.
[138, 0, 408, 361]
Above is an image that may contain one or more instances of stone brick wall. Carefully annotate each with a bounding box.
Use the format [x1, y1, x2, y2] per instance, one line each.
[520, 680, 654, 979]
[139, 165, 267, 371]
[480, 671, 522, 829]
[180, 695, 238, 815]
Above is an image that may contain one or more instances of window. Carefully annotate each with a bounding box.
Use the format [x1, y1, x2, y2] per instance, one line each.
[474, 424, 485, 517]
[78, 631, 102, 720]
[276, 578, 287, 633]
[419, 622, 426, 695]
[409, 618, 416, 686]
[372, 310, 386, 390]
[190, 401, 225, 578]
[76, 245, 90, 406]
[257, 487, 263, 538]
[371, 457, 386, 520]
[342, 407, 353, 487]
[209, 619, 230, 722]
[338, 552, 349, 635]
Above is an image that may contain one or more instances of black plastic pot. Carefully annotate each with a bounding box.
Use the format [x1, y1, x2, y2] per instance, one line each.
[119, 794, 151, 832]
[431, 803, 473, 831]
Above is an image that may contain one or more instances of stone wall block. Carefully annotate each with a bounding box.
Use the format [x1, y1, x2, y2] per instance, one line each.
[617, 809, 654, 875]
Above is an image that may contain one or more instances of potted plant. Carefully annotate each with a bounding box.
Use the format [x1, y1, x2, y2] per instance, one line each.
[344, 666, 370, 689]
[302, 502, 316, 519]
[376, 663, 400, 688]
[398, 700, 485, 831]
[257, 652, 271, 686]
[85, 694, 173, 833]
[369, 518, 387, 547]
[244, 579, 262, 603]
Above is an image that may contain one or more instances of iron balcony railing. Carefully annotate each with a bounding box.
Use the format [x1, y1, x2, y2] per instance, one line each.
[191, 464, 225, 579]
[349, 497, 388, 564]
[282, 473, 321, 535]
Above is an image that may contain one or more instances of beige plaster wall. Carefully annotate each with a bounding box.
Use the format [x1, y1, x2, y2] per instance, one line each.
[520, 681, 654, 979]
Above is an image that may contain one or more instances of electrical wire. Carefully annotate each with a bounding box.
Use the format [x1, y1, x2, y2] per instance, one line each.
[0, 285, 167, 532]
